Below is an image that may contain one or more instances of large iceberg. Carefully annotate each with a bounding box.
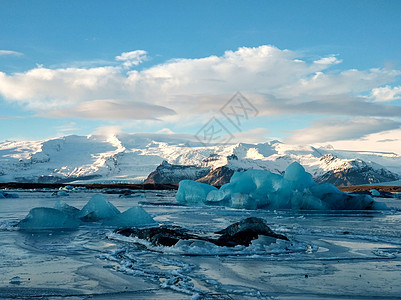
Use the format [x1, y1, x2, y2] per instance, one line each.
[78, 194, 120, 221]
[177, 162, 388, 210]
[18, 207, 80, 230]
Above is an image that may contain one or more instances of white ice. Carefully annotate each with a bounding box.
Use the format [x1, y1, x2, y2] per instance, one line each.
[178, 162, 388, 210]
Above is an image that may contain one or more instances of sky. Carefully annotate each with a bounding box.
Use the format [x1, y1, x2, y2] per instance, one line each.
[1, 0, 401, 154]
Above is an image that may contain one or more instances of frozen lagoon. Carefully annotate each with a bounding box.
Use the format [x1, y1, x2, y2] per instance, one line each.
[1, 189, 401, 299]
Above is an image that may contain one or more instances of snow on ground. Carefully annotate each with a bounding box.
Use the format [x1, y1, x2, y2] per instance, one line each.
[1, 134, 400, 184]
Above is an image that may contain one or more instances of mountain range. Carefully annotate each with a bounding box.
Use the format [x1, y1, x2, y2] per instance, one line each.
[0, 133, 400, 186]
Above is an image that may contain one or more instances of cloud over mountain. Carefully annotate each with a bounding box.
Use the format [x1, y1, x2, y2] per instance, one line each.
[0, 45, 400, 144]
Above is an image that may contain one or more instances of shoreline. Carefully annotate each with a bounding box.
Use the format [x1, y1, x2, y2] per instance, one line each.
[0, 182, 178, 190]
[1, 182, 401, 193]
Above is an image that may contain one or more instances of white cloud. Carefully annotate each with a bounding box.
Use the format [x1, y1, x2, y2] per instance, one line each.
[313, 55, 342, 65]
[92, 125, 124, 136]
[327, 128, 401, 156]
[0, 50, 23, 56]
[115, 50, 147, 68]
[371, 85, 401, 102]
[44, 99, 176, 120]
[285, 118, 401, 144]
[230, 128, 270, 144]
[156, 128, 175, 135]
[0, 45, 400, 129]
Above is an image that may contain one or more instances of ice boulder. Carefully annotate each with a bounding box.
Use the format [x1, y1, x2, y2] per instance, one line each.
[78, 194, 120, 221]
[103, 206, 157, 227]
[18, 207, 80, 230]
[176, 180, 218, 204]
[283, 161, 316, 189]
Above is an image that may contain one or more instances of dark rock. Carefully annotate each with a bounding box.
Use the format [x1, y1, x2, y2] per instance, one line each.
[214, 217, 289, 247]
[115, 217, 288, 248]
[144, 161, 210, 184]
[196, 165, 237, 187]
[116, 226, 205, 247]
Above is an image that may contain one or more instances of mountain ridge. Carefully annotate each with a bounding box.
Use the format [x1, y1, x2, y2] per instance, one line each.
[0, 133, 400, 186]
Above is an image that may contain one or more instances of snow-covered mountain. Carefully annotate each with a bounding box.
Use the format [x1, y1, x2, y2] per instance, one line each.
[0, 133, 400, 186]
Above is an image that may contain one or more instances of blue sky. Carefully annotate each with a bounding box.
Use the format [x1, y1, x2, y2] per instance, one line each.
[1, 1, 401, 153]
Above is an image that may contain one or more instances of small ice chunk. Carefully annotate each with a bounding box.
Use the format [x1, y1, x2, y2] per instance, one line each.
[78, 194, 120, 221]
[57, 190, 69, 197]
[10, 276, 22, 285]
[176, 180, 217, 204]
[18, 207, 80, 230]
[370, 189, 380, 196]
[103, 206, 157, 227]
[5, 193, 19, 198]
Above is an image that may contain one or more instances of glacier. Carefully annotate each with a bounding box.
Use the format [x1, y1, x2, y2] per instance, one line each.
[0, 134, 400, 186]
[177, 162, 388, 210]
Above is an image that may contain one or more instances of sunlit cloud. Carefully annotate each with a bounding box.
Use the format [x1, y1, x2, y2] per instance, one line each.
[285, 118, 401, 144]
[0, 45, 400, 145]
[371, 85, 401, 102]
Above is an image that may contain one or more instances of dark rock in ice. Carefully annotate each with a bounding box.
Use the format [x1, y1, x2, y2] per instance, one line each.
[115, 217, 288, 248]
[214, 217, 289, 247]
[117, 226, 204, 247]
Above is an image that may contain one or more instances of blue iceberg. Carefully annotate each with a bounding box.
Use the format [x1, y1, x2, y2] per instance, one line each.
[18, 207, 80, 230]
[103, 206, 157, 227]
[176, 180, 218, 205]
[177, 162, 388, 210]
[78, 194, 120, 221]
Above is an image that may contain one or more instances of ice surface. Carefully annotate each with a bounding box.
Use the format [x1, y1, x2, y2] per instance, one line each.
[176, 180, 217, 204]
[179, 162, 388, 210]
[18, 207, 80, 230]
[103, 206, 157, 227]
[78, 194, 120, 221]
